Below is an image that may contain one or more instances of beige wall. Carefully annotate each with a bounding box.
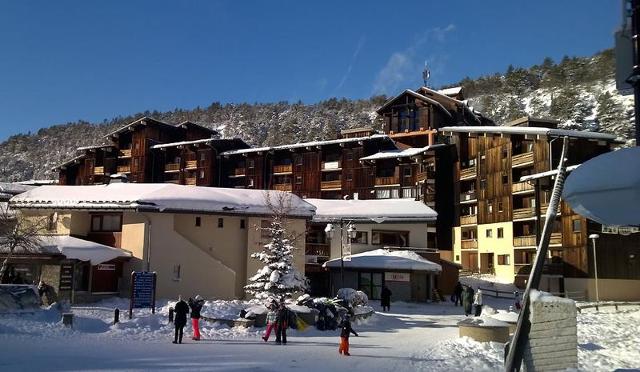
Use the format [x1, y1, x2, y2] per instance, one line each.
[564, 278, 640, 301]
[452, 227, 462, 265]
[120, 212, 147, 275]
[477, 222, 515, 282]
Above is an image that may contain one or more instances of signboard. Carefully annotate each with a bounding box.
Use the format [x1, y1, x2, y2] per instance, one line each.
[97, 264, 115, 271]
[602, 225, 640, 235]
[385, 272, 410, 282]
[58, 264, 74, 291]
[129, 271, 157, 319]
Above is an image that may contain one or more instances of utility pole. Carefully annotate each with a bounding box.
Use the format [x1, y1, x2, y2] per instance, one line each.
[629, 0, 640, 145]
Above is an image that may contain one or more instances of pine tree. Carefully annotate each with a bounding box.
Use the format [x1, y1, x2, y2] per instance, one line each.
[244, 193, 307, 300]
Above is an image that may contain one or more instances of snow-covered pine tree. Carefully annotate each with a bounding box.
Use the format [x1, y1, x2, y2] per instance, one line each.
[244, 192, 307, 300]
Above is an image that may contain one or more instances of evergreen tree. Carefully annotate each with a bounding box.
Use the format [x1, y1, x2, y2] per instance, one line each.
[244, 193, 307, 300]
[596, 91, 627, 132]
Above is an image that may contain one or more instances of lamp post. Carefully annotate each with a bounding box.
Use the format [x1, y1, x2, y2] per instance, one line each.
[324, 220, 357, 290]
[589, 233, 600, 302]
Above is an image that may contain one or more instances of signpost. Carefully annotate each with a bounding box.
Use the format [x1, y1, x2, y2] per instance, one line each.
[129, 271, 157, 319]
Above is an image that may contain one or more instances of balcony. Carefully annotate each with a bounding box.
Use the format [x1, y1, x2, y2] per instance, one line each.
[321, 180, 342, 190]
[273, 183, 292, 192]
[165, 163, 180, 172]
[460, 191, 477, 203]
[93, 166, 104, 175]
[460, 165, 477, 180]
[185, 160, 198, 170]
[512, 181, 534, 194]
[119, 149, 132, 158]
[512, 152, 534, 168]
[273, 164, 293, 174]
[513, 207, 535, 220]
[321, 160, 342, 171]
[305, 243, 330, 257]
[116, 165, 130, 173]
[460, 214, 477, 226]
[229, 168, 246, 177]
[375, 176, 400, 186]
[514, 233, 562, 248]
[185, 177, 197, 186]
[461, 239, 478, 249]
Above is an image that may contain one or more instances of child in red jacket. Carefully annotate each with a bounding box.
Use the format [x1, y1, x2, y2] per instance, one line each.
[338, 315, 358, 356]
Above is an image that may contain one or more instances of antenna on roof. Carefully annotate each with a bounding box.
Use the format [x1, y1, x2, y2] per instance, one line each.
[422, 61, 430, 88]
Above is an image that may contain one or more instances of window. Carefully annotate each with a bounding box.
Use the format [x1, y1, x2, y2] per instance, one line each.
[200, 152, 206, 161]
[91, 214, 122, 232]
[173, 264, 181, 281]
[455, 255, 460, 261]
[240, 219, 246, 229]
[502, 174, 509, 184]
[502, 148, 508, 159]
[498, 202, 504, 213]
[480, 178, 487, 190]
[247, 159, 255, 168]
[346, 171, 353, 182]
[261, 220, 271, 239]
[195, 216, 201, 227]
[359, 272, 383, 300]
[488, 202, 493, 214]
[351, 231, 368, 244]
[572, 219, 581, 232]
[403, 167, 412, 177]
[295, 156, 303, 166]
[296, 175, 302, 184]
[497, 254, 510, 265]
[199, 170, 205, 179]
[346, 152, 353, 161]
[218, 218, 224, 228]
[497, 227, 504, 238]
[371, 230, 409, 247]
[486, 229, 493, 238]
[248, 178, 254, 188]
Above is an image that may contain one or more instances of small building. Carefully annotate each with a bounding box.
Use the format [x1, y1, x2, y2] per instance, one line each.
[323, 249, 442, 302]
[8, 183, 315, 301]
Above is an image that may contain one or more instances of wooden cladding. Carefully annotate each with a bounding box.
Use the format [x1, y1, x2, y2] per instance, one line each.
[512, 181, 534, 193]
[511, 152, 534, 167]
[320, 180, 342, 190]
[165, 163, 180, 172]
[119, 149, 132, 158]
[93, 166, 104, 175]
[117, 165, 130, 173]
[273, 183, 292, 192]
[185, 177, 197, 186]
[232, 168, 246, 176]
[375, 176, 400, 186]
[513, 233, 562, 247]
[460, 165, 476, 180]
[460, 214, 477, 226]
[461, 239, 478, 249]
[273, 164, 293, 174]
[185, 160, 198, 169]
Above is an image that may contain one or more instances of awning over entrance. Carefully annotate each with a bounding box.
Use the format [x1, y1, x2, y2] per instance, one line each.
[37, 235, 131, 265]
[323, 249, 441, 272]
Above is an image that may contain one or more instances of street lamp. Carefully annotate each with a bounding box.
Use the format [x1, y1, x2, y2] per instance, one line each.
[324, 220, 357, 290]
[589, 233, 600, 302]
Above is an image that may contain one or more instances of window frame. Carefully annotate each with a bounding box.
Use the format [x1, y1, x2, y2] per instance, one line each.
[90, 213, 123, 233]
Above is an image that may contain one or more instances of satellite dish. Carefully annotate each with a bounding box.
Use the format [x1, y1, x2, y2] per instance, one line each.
[562, 147, 640, 226]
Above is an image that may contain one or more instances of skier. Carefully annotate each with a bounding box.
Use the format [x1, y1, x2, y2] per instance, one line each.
[462, 285, 474, 316]
[262, 302, 278, 342]
[473, 289, 483, 317]
[380, 286, 392, 312]
[275, 302, 290, 345]
[188, 295, 204, 341]
[173, 295, 189, 344]
[453, 282, 464, 306]
[514, 291, 521, 311]
[338, 314, 359, 356]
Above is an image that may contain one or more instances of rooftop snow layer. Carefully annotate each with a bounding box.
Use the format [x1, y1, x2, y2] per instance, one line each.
[305, 198, 437, 222]
[440, 126, 618, 141]
[359, 144, 448, 161]
[150, 137, 224, 149]
[10, 183, 316, 217]
[437, 86, 463, 96]
[323, 249, 441, 272]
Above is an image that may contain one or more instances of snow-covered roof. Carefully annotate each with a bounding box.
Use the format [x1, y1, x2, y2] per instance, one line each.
[76, 144, 116, 152]
[440, 126, 618, 141]
[0, 183, 35, 196]
[359, 144, 448, 161]
[150, 138, 221, 150]
[176, 121, 218, 135]
[220, 134, 391, 156]
[323, 249, 441, 272]
[437, 86, 463, 96]
[52, 155, 85, 171]
[377, 89, 452, 118]
[305, 198, 437, 223]
[10, 183, 316, 218]
[105, 117, 176, 138]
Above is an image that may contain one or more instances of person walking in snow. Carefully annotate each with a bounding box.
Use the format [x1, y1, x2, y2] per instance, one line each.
[473, 289, 483, 317]
[380, 286, 392, 312]
[514, 291, 521, 311]
[275, 301, 290, 345]
[173, 295, 189, 344]
[188, 295, 204, 341]
[262, 302, 278, 342]
[453, 282, 464, 306]
[338, 314, 358, 356]
[462, 285, 474, 316]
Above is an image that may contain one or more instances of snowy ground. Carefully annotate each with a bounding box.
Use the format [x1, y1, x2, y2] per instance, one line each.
[0, 284, 638, 371]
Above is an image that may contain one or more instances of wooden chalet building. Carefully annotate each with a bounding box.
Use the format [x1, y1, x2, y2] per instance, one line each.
[443, 117, 640, 300]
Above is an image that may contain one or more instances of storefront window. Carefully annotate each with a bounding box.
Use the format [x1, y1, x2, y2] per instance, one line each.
[358, 272, 383, 300]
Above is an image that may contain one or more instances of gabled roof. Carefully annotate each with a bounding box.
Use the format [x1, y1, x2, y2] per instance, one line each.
[439, 126, 619, 141]
[176, 121, 219, 136]
[10, 183, 316, 218]
[105, 117, 178, 138]
[51, 154, 86, 171]
[359, 144, 448, 162]
[150, 137, 249, 151]
[376, 89, 452, 118]
[219, 134, 392, 157]
[305, 198, 437, 223]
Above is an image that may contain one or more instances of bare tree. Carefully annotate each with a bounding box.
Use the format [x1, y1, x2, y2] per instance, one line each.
[0, 204, 46, 282]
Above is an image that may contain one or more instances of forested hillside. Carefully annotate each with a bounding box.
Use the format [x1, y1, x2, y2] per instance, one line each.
[0, 48, 633, 181]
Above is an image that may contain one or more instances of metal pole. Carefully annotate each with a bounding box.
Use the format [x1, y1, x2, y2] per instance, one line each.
[631, 0, 640, 145]
[592, 238, 600, 302]
[340, 219, 344, 289]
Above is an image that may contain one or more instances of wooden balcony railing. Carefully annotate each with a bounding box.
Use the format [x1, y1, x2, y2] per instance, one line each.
[513, 207, 535, 220]
[461, 239, 478, 249]
[321, 180, 342, 190]
[93, 166, 104, 175]
[273, 183, 292, 192]
[512, 181, 534, 193]
[321, 160, 341, 171]
[119, 149, 132, 158]
[305, 243, 330, 257]
[514, 233, 562, 247]
[231, 168, 245, 176]
[164, 179, 180, 184]
[375, 176, 400, 186]
[165, 163, 180, 172]
[460, 165, 477, 180]
[185, 160, 198, 169]
[273, 164, 293, 174]
[512, 152, 534, 167]
[117, 165, 130, 173]
[460, 191, 477, 202]
[185, 177, 197, 186]
[460, 214, 477, 226]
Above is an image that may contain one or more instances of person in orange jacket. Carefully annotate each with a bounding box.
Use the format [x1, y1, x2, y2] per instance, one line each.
[338, 314, 358, 356]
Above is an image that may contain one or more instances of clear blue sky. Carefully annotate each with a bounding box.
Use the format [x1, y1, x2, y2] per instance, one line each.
[0, 1, 621, 140]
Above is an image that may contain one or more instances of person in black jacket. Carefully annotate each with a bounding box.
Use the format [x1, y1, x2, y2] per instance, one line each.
[275, 302, 290, 345]
[380, 286, 392, 312]
[173, 296, 190, 344]
[338, 314, 358, 356]
[453, 282, 464, 306]
[188, 295, 204, 341]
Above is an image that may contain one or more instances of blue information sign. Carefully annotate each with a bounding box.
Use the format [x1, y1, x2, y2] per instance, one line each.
[129, 271, 156, 318]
